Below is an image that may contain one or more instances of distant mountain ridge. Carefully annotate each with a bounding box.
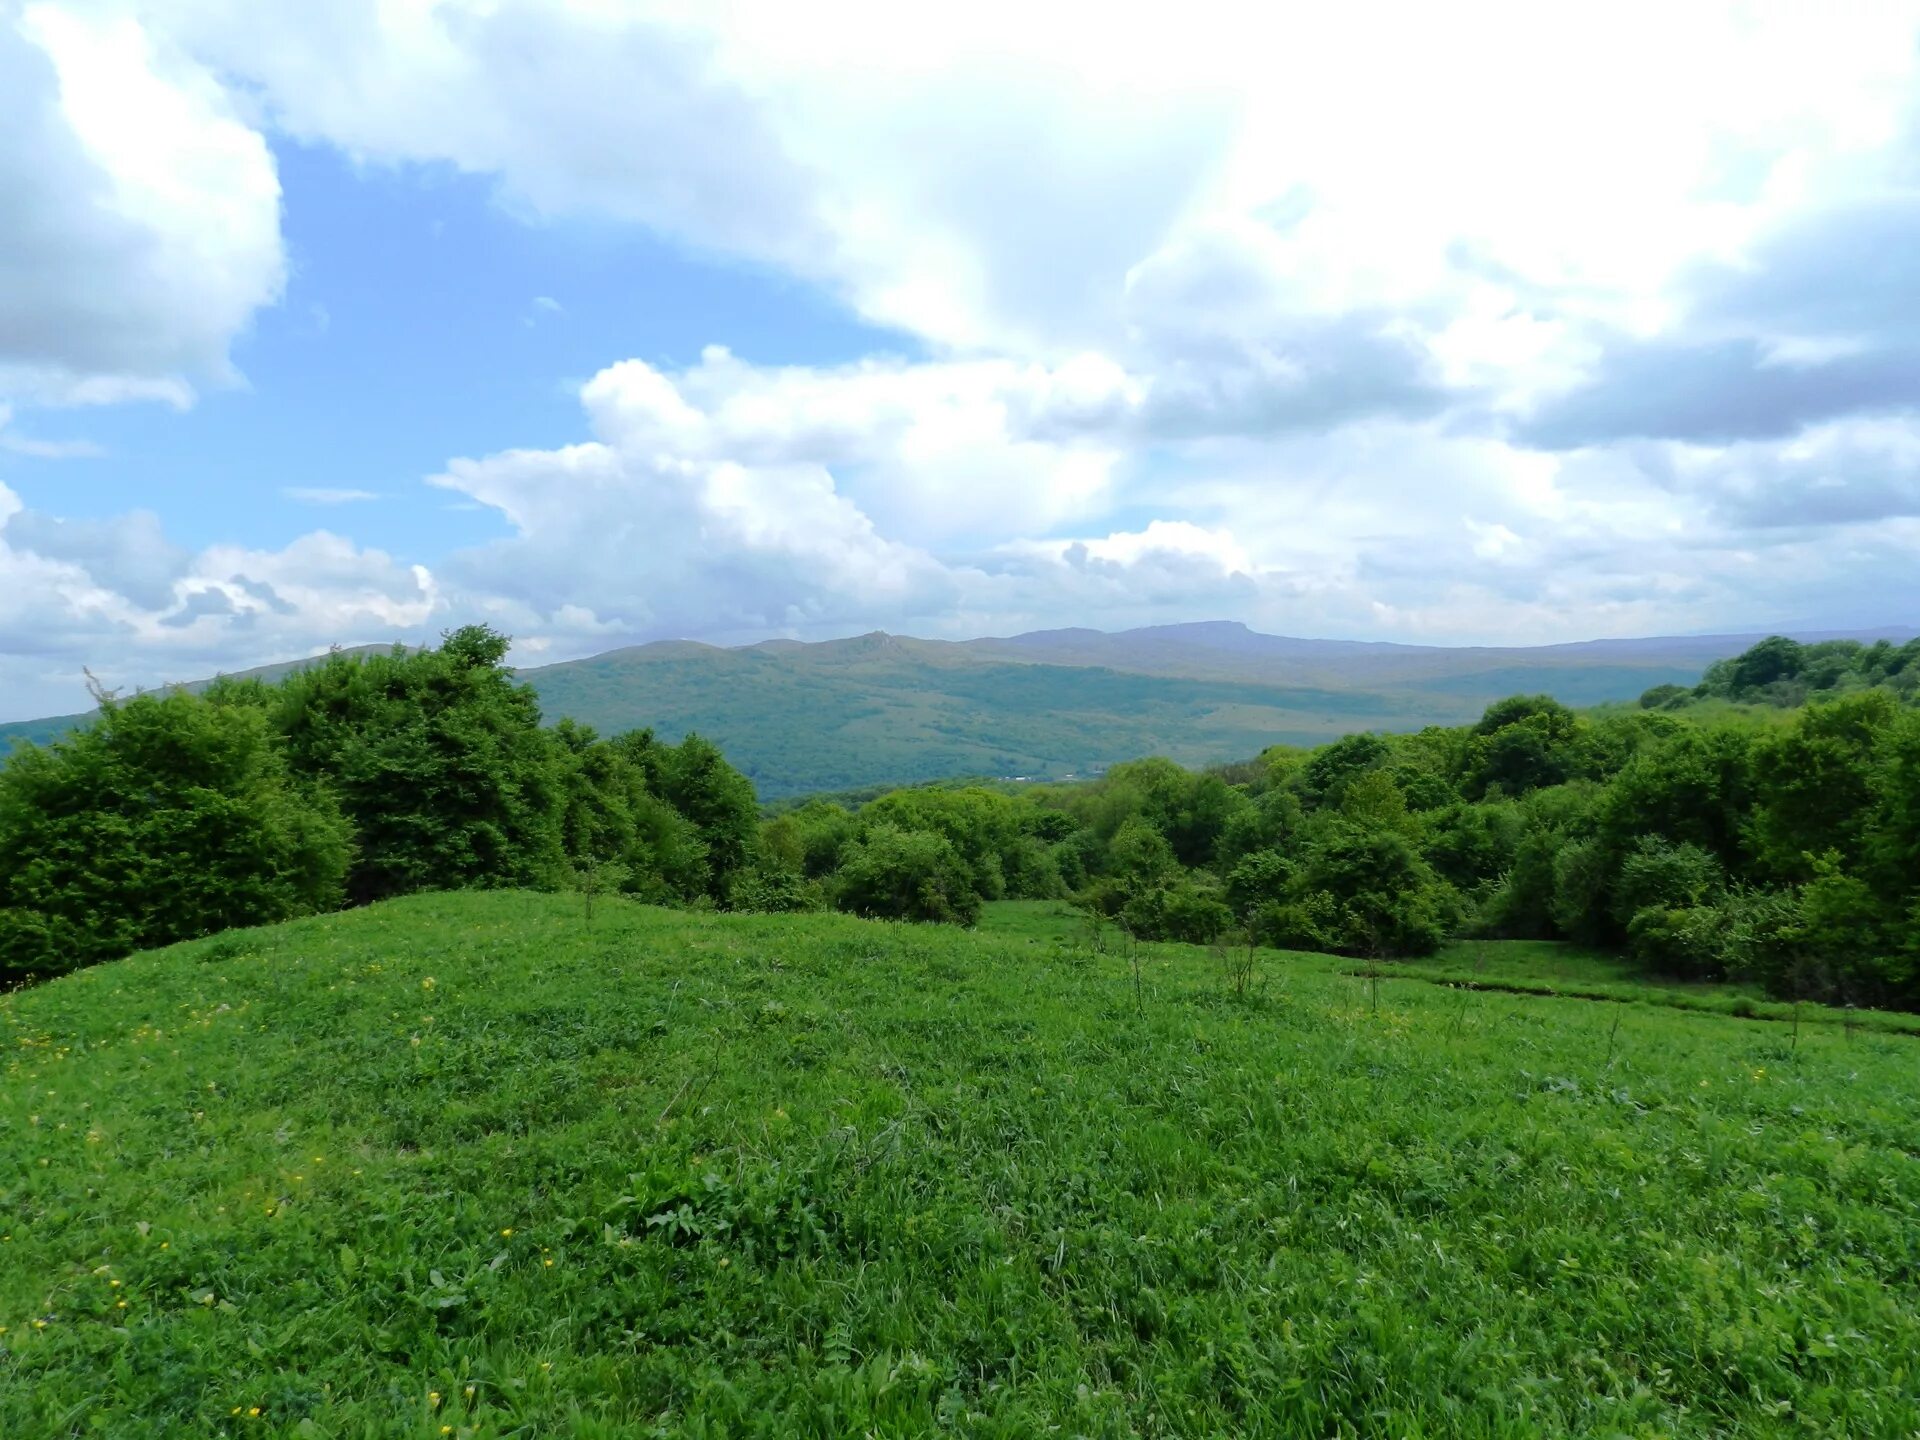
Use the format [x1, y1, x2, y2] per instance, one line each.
[3, 622, 1911, 798]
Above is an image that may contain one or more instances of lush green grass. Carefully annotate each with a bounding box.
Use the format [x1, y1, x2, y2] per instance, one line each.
[5, 893, 1919, 1437]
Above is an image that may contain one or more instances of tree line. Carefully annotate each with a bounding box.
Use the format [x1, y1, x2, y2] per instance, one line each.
[1641, 633, 1920, 711]
[752, 635, 1920, 1008]
[2, 631, 1915, 1009]
[0, 628, 759, 982]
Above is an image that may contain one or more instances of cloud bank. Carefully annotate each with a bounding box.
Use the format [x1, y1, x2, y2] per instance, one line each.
[4, 0, 1920, 715]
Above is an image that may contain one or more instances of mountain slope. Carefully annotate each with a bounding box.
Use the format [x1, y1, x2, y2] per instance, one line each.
[8, 622, 1903, 797]
[518, 640, 1454, 795]
[511, 621, 1790, 795]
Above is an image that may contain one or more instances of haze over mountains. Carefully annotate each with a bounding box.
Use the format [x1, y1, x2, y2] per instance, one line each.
[5, 621, 1910, 798]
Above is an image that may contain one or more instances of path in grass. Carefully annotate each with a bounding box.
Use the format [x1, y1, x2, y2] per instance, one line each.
[4, 891, 1918, 1436]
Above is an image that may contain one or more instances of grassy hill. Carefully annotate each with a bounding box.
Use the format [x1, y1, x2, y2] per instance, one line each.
[5, 623, 1908, 798]
[4, 892, 1916, 1436]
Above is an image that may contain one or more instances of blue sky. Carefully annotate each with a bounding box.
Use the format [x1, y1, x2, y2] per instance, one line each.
[12, 141, 911, 553]
[4, 0, 1920, 718]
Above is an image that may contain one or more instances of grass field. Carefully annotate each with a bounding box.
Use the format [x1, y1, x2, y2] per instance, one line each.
[981, 902, 1920, 1038]
[4, 893, 1918, 1436]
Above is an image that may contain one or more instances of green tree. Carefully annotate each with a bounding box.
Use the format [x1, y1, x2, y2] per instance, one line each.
[270, 627, 564, 903]
[648, 733, 759, 904]
[0, 691, 350, 979]
[863, 787, 1029, 899]
[1749, 692, 1899, 881]
[1728, 635, 1805, 694]
[1279, 822, 1453, 957]
[1464, 695, 1580, 797]
[550, 721, 707, 903]
[1119, 882, 1232, 944]
[1295, 732, 1390, 809]
[831, 825, 981, 925]
[1597, 726, 1753, 867]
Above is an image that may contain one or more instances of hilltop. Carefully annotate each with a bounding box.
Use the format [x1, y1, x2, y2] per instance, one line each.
[3, 891, 1915, 1435]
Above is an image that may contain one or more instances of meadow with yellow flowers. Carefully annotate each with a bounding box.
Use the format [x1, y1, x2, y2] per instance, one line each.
[3, 890, 1917, 1436]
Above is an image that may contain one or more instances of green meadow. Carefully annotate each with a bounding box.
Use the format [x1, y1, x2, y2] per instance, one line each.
[5, 892, 1918, 1437]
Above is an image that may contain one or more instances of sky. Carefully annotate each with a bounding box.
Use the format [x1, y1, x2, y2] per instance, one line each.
[4, 1, 1920, 719]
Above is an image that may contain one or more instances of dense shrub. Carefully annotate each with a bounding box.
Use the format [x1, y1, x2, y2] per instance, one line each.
[831, 825, 981, 926]
[266, 626, 565, 903]
[1279, 823, 1454, 958]
[0, 692, 350, 979]
[1119, 883, 1232, 944]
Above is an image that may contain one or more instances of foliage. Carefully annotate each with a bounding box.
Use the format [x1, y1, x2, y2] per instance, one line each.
[640, 731, 760, 904]
[1273, 822, 1453, 957]
[830, 824, 982, 925]
[265, 627, 567, 903]
[3, 622, 1916, 1007]
[1117, 881, 1232, 944]
[1658, 632, 1920, 710]
[0, 691, 349, 980]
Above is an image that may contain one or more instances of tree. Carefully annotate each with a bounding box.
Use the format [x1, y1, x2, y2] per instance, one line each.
[760, 800, 858, 880]
[1107, 818, 1178, 894]
[1728, 635, 1805, 695]
[0, 691, 350, 979]
[269, 627, 564, 903]
[1295, 733, 1390, 809]
[831, 825, 981, 925]
[1120, 883, 1231, 944]
[648, 733, 759, 904]
[1273, 822, 1453, 957]
[1597, 727, 1752, 867]
[1749, 693, 1898, 881]
[862, 787, 1028, 899]
[1225, 848, 1294, 921]
[550, 721, 708, 903]
[1217, 787, 1303, 867]
[1464, 695, 1580, 798]
[1867, 709, 1920, 916]
[1419, 800, 1522, 891]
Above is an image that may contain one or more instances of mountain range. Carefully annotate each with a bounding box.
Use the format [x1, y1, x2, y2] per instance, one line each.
[6, 621, 1909, 798]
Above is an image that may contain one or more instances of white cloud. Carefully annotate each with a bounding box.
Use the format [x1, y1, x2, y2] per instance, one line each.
[4, 0, 1920, 710]
[0, 4, 282, 407]
[0, 480, 440, 718]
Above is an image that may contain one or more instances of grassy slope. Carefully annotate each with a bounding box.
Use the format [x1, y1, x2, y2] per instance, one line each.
[4, 894, 1918, 1437]
[979, 903, 1920, 1038]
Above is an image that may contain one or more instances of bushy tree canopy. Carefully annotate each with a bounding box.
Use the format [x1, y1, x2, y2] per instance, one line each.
[0, 691, 350, 979]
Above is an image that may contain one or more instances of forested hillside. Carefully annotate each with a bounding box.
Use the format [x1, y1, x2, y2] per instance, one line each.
[6, 621, 1845, 798]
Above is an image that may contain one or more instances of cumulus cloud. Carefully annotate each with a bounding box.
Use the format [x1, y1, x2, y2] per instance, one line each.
[0, 477, 439, 718]
[0, 5, 282, 407]
[6, 0, 1920, 713]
